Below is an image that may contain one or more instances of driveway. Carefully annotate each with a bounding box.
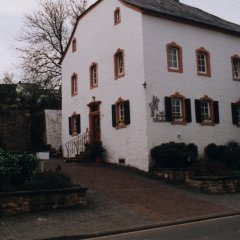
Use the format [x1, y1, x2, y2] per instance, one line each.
[1, 160, 240, 240]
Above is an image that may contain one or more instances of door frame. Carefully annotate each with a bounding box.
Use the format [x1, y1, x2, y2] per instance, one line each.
[87, 101, 101, 143]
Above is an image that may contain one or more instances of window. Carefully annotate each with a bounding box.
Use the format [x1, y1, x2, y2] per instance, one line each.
[71, 73, 78, 96]
[231, 100, 240, 126]
[114, 49, 125, 79]
[112, 98, 130, 128]
[231, 55, 240, 80]
[90, 63, 98, 89]
[165, 92, 192, 124]
[114, 8, 121, 25]
[166, 42, 183, 73]
[195, 96, 219, 125]
[69, 113, 81, 136]
[196, 48, 211, 77]
[201, 101, 211, 120]
[72, 38, 77, 52]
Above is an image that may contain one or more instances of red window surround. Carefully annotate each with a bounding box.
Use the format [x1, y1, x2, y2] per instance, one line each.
[196, 47, 211, 77]
[166, 42, 183, 73]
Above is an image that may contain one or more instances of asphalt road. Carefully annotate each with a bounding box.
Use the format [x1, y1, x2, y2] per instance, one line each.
[85, 215, 240, 240]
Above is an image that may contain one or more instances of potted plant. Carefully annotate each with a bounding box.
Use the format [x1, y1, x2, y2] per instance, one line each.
[173, 113, 183, 122]
[90, 141, 105, 163]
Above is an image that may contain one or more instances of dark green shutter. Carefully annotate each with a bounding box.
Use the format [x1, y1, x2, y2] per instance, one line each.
[76, 114, 81, 134]
[195, 100, 202, 123]
[231, 103, 238, 125]
[112, 104, 117, 127]
[165, 97, 172, 122]
[213, 101, 220, 124]
[185, 99, 192, 123]
[69, 117, 72, 135]
[124, 100, 131, 125]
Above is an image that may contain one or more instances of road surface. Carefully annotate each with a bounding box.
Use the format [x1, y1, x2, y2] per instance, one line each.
[85, 215, 240, 240]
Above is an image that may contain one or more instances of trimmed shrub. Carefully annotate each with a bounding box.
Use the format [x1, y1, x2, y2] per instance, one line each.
[151, 142, 198, 169]
[0, 150, 38, 190]
[195, 141, 240, 176]
[24, 171, 74, 190]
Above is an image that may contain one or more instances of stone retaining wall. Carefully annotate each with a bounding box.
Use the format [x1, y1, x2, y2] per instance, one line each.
[186, 176, 240, 193]
[0, 187, 88, 216]
[152, 169, 193, 183]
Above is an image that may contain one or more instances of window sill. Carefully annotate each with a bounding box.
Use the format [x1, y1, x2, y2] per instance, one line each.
[168, 68, 183, 73]
[197, 72, 211, 77]
[233, 77, 240, 81]
[71, 132, 78, 137]
[116, 123, 126, 129]
[71, 93, 78, 97]
[115, 74, 125, 80]
[90, 85, 98, 90]
[201, 121, 215, 126]
[171, 120, 186, 125]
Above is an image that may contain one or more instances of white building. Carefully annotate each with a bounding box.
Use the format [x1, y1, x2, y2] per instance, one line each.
[61, 0, 240, 171]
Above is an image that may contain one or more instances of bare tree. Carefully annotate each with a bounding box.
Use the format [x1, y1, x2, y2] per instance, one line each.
[0, 71, 14, 84]
[16, 0, 88, 90]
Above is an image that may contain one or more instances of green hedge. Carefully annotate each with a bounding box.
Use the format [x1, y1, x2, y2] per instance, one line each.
[24, 171, 73, 191]
[0, 149, 38, 191]
[0, 149, 74, 192]
[195, 141, 240, 176]
[151, 142, 198, 169]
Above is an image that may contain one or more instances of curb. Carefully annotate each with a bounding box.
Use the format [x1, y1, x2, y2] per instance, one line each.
[42, 212, 240, 240]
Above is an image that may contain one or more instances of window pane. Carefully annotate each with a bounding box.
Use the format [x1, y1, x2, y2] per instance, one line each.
[91, 65, 97, 85]
[198, 52, 207, 73]
[171, 98, 182, 118]
[201, 101, 210, 119]
[118, 53, 123, 74]
[119, 103, 125, 121]
[169, 47, 178, 69]
[233, 58, 240, 78]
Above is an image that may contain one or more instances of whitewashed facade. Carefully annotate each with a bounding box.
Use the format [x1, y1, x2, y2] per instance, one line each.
[61, 0, 240, 171]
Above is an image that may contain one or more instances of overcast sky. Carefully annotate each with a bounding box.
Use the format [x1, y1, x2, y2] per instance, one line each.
[0, 0, 240, 79]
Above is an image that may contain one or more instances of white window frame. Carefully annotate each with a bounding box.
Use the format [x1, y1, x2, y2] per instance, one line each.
[201, 101, 211, 120]
[233, 58, 240, 79]
[198, 52, 207, 73]
[171, 98, 182, 120]
[169, 47, 179, 70]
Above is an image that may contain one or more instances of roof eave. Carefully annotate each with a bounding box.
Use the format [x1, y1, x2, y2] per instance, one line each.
[142, 9, 240, 38]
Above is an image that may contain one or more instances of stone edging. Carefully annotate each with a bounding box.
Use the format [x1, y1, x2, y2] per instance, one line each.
[0, 186, 88, 216]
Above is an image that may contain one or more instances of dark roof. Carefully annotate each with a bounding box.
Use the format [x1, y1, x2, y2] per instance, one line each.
[123, 0, 240, 36]
[60, 0, 240, 64]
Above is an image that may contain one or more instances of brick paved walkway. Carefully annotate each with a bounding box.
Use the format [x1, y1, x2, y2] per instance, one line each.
[1, 160, 240, 240]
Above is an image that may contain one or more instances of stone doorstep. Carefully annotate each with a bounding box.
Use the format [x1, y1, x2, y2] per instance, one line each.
[0, 186, 88, 216]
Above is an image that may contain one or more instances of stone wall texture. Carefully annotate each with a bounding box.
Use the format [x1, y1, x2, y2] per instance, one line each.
[186, 176, 240, 193]
[0, 110, 31, 151]
[0, 187, 88, 216]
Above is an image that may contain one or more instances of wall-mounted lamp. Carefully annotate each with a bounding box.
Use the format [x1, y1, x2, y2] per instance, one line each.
[142, 81, 147, 89]
[92, 96, 96, 101]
